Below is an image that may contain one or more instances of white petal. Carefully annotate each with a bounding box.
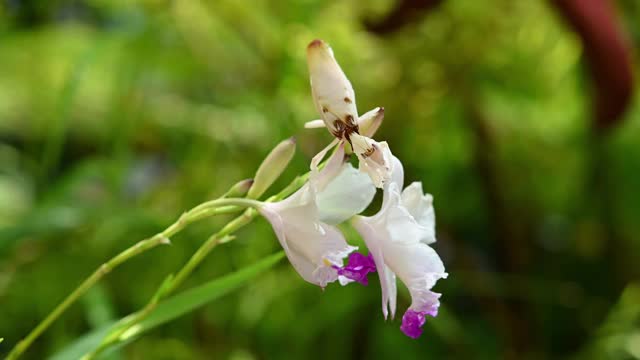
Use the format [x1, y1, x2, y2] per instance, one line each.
[311, 140, 344, 191]
[351, 216, 397, 319]
[379, 183, 435, 247]
[401, 182, 436, 244]
[352, 178, 446, 319]
[379, 159, 434, 245]
[259, 197, 318, 284]
[317, 163, 376, 225]
[358, 107, 385, 137]
[385, 265, 398, 319]
[304, 119, 326, 129]
[350, 132, 374, 157]
[260, 184, 355, 287]
[385, 200, 431, 245]
[389, 155, 404, 190]
[381, 156, 404, 208]
[384, 241, 446, 289]
[384, 241, 447, 313]
[310, 138, 339, 173]
[351, 134, 392, 188]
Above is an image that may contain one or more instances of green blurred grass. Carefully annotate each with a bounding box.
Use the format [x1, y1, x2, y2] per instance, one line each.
[1, 0, 640, 359]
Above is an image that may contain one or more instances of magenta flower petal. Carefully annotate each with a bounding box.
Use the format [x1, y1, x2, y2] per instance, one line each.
[400, 310, 427, 339]
[334, 252, 377, 285]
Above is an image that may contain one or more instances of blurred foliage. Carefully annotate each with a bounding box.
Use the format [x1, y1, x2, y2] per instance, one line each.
[0, 0, 639, 359]
[51, 252, 285, 360]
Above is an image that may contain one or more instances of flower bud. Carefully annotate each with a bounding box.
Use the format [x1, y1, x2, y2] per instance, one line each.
[223, 178, 254, 198]
[307, 39, 359, 139]
[248, 137, 296, 199]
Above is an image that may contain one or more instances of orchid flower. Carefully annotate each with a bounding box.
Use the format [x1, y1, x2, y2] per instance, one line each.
[262, 39, 446, 338]
[351, 154, 448, 339]
[305, 39, 392, 188]
[258, 143, 376, 288]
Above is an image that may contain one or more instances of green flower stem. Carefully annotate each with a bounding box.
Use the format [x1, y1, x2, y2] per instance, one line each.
[84, 173, 311, 359]
[5, 197, 258, 360]
[83, 211, 257, 359]
[165, 174, 308, 298]
[7, 164, 311, 360]
[5, 234, 168, 360]
[273, 172, 310, 200]
[168, 209, 256, 295]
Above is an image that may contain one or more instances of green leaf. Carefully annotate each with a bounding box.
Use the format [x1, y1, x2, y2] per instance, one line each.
[49, 252, 284, 360]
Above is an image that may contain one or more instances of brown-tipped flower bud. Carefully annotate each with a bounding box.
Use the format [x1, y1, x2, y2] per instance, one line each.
[307, 39, 359, 139]
[223, 178, 254, 198]
[248, 137, 296, 199]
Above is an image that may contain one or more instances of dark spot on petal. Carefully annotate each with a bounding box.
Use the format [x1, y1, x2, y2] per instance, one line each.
[344, 124, 359, 137]
[344, 97, 352, 103]
[345, 114, 355, 124]
[322, 107, 329, 113]
[363, 146, 375, 158]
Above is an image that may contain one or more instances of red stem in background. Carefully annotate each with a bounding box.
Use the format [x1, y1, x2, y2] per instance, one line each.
[367, 0, 635, 131]
[552, 0, 634, 133]
[554, 0, 638, 288]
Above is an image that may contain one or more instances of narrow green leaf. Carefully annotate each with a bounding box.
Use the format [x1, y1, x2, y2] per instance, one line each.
[49, 252, 284, 360]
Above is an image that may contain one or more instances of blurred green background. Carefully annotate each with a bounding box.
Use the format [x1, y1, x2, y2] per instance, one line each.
[1, 0, 640, 359]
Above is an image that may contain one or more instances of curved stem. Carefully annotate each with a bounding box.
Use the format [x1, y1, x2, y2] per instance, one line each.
[5, 198, 258, 360]
[167, 209, 256, 295]
[83, 209, 259, 359]
[83, 173, 310, 359]
[5, 235, 168, 360]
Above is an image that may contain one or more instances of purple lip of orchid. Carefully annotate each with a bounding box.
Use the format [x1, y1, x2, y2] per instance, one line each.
[333, 252, 377, 285]
[400, 308, 439, 339]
